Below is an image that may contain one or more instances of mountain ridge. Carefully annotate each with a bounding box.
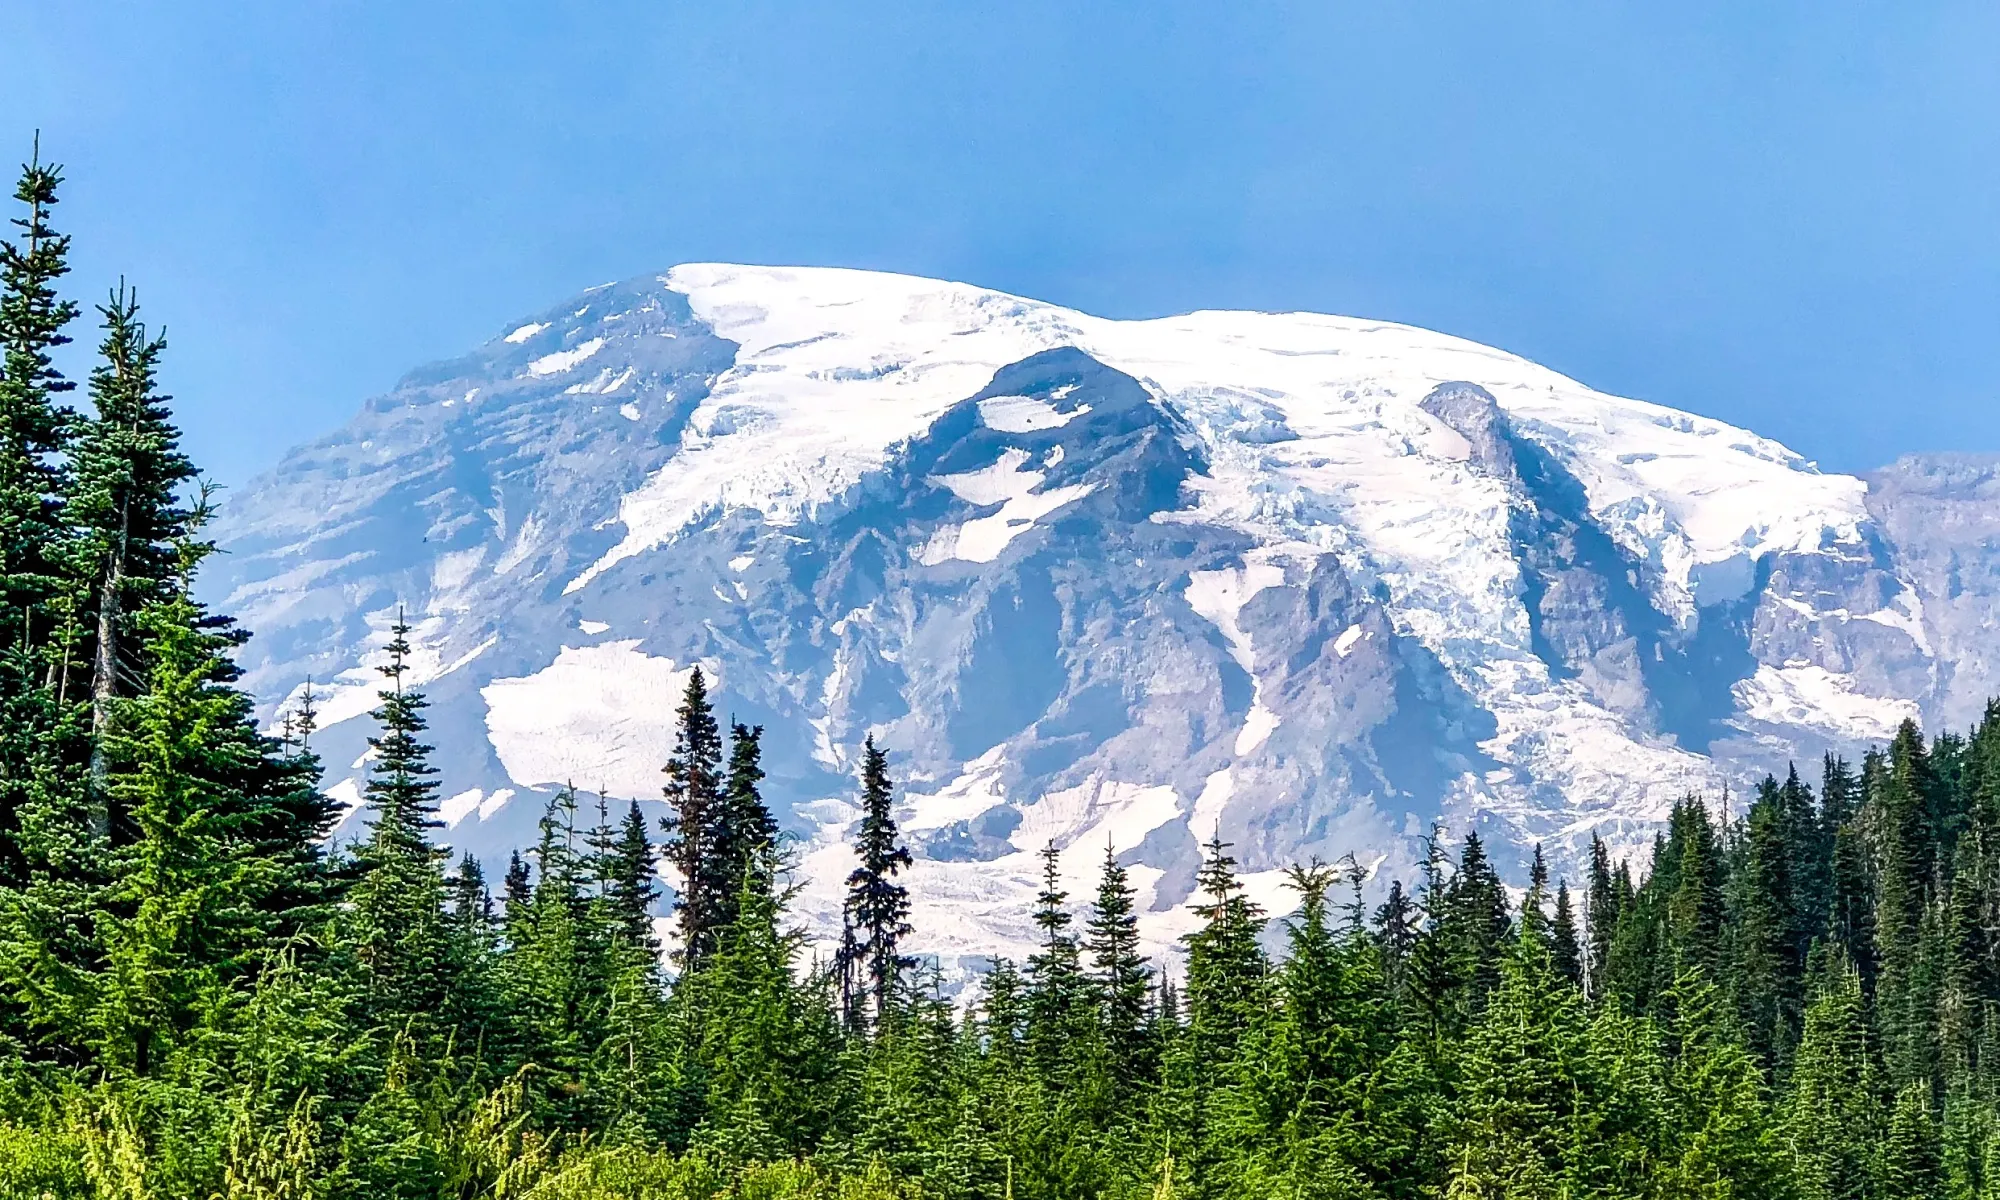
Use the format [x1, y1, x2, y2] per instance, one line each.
[205, 263, 1994, 965]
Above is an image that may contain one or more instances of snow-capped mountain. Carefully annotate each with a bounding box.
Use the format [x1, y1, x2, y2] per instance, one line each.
[205, 264, 1984, 966]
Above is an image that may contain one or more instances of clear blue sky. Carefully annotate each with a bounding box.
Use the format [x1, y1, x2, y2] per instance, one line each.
[7, 3, 1997, 484]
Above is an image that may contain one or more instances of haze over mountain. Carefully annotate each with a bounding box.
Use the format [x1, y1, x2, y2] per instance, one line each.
[206, 264, 2000, 967]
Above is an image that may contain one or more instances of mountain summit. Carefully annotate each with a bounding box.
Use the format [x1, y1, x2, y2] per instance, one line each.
[207, 264, 1993, 965]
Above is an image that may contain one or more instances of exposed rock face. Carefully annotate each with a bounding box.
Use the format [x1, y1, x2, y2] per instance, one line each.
[1864, 454, 2000, 729]
[206, 264, 1975, 965]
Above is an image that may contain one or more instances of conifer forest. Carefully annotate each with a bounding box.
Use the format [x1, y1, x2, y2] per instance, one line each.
[10, 148, 2000, 1200]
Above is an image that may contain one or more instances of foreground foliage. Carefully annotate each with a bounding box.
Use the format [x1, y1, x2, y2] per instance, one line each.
[10, 140, 2000, 1199]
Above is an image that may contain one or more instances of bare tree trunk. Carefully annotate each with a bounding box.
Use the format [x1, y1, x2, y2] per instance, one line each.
[86, 497, 129, 840]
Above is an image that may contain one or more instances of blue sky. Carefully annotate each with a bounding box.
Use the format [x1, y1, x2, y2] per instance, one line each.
[6, 3, 1997, 483]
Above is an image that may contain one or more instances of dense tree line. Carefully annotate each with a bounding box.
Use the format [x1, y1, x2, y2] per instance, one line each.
[10, 143, 2000, 1198]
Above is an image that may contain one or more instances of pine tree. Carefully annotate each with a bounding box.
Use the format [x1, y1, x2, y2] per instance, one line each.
[660, 668, 725, 968]
[841, 736, 912, 1029]
[1519, 844, 1552, 949]
[88, 571, 266, 1076]
[716, 720, 777, 922]
[501, 849, 532, 942]
[1085, 840, 1152, 1088]
[1182, 837, 1267, 1065]
[1024, 841, 1092, 1091]
[1735, 774, 1804, 1068]
[1786, 962, 1887, 1200]
[1783, 763, 1833, 954]
[66, 285, 195, 825]
[603, 799, 659, 954]
[0, 140, 79, 886]
[1445, 927, 1601, 1198]
[1423, 830, 1510, 1031]
[1659, 968, 1790, 1197]
[505, 785, 611, 1130]
[1877, 720, 1942, 1088]
[1666, 796, 1727, 980]
[346, 614, 449, 1032]
[1584, 834, 1620, 1001]
[442, 851, 506, 1056]
[1374, 878, 1418, 1003]
[1879, 1085, 1942, 1199]
[1550, 881, 1582, 988]
[677, 844, 841, 1157]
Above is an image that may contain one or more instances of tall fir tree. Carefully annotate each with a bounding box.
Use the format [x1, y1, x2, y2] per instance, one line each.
[346, 614, 450, 1032]
[660, 668, 726, 968]
[1023, 841, 1092, 1091]
[1085, 841, 1152, 1089]
[603, 799, 660, 954]
[1734, 774, 1804, 1068]
[0, 141, 79, 887]
[1877, 720, 1942, 1088]
[840, 736, 912, 1029]
[716, 720, 777, 922]
[1550, 881, 1582, 988]
[1583, 833, 1620, 1001]
[1182, 837, 1267, 1066]
[66, 285, 195, 824]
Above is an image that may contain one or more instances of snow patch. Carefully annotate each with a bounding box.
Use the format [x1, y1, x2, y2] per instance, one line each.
[274, 622, 495, 736]
[441, 788, 484, 828]
[1235, 703, 1280, 756]
[526, 338, 606, 377]
[977, 394, 1089, 433]
[482, 641, 705, 797]
[902, 747, 1011, 832]
[504, 321, 548, 344]
[1191, 768, 1233, 842]
[578, 619, 610, 635]
[1185, 563, 1285, 673]
[1733, 664, 1919, 743]
[922, 450, 1097, 564]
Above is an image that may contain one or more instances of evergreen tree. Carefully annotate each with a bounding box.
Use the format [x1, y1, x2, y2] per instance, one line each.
[1182, 837, 1267, 1064]
[1735, 774, 1804, 1068]
[840, 736, 911, 1029]
[717, 721, 777, 913]
[1373, 878, 1417, 1003]
[1877, 720, 1942, 1088]
[501, 849, 532, 941]
[1824, 753, 1876, 986]
[1519, 843, 1552, 949]
[1424, 830, 1510, 1031]
[1024, 841, 1092, 1091]
[0, 140, 78, 886]
[66, 285, 195, 821]
[1444, 928, 1606, 1198]
[1786, 962, 1888, 1200]
[1783, 763, 1833, 956]
[88, 569, 270, 1076]
[1085, 840, 1152, 1088]
[1880, 1085, 1942, 1199]
[1550, 881, 1582, 988]
[603, 799, 660, 954]
[1666, 795, 1727, 980]
[346, 614, 450, 1032]
[1583, 833, 1620, 1001]
[660, 668, 725, 968]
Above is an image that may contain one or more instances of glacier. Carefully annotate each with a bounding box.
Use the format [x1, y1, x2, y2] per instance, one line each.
[206, 263, 1993, 968]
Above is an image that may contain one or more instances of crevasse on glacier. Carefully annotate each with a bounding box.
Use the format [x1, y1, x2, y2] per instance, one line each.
[208, 264, 1976, 967]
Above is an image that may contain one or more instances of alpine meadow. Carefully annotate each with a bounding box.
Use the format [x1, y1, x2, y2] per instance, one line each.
[10, 141, 2000, 1200]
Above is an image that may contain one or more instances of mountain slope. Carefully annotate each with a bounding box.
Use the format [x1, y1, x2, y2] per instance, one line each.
[208, 264, 1956, 964]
